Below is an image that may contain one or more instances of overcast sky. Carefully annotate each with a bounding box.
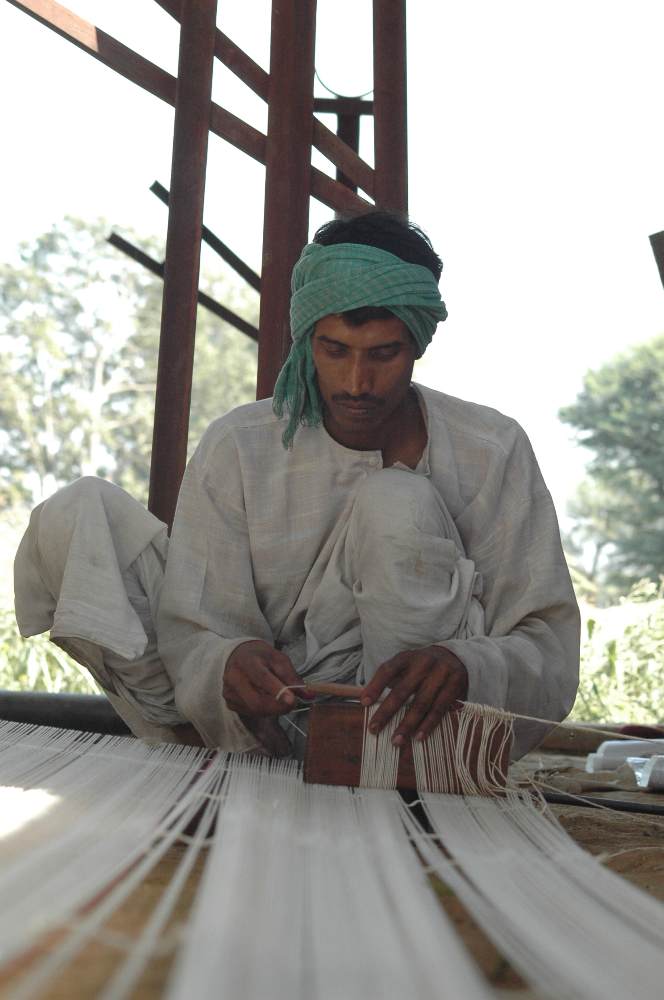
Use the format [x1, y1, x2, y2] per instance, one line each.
[1, 0, 663, 524]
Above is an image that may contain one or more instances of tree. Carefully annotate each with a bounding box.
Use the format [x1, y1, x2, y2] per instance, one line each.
[0, 217, 258, 508]
[559, 335, 664, 590]
[570, 579, 664, 723]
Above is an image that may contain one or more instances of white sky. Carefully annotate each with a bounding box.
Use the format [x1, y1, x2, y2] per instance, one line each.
[1, 0, 663, 527]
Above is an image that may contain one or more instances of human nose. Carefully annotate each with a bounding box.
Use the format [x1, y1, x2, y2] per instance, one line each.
[348, 355, 373, 396]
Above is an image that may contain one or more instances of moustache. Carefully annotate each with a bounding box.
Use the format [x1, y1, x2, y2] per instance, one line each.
[332, 394, 384, 407]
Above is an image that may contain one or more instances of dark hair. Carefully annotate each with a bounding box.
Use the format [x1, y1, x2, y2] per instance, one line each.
[313, 211, 442, 281]
[312, 211, 442, 327]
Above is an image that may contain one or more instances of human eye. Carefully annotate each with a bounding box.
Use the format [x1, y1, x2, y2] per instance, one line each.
[324, 342, 347, 357]
[371, 345, 401, 361]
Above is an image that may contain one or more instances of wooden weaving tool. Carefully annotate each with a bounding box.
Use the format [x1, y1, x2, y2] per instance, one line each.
[300, 682, 513, 793]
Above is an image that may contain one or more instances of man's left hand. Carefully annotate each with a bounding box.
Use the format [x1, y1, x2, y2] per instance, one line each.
[360, 646, 468, 746]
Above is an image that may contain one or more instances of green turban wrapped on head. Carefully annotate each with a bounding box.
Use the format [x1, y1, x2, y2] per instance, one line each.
[273, 241, 448, 448]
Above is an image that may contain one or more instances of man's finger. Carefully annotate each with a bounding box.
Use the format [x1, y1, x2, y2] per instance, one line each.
[366, 665, 428, 733]
[237, 676, 280, 716]
[392, 676, 442, 743]
[251, 661, 301, 713]
[224, 663, 283, 717]
[224, 646, 301, 715]
[411, 683, 460, 742]
[360, 652, 410, 706]
[266, 651, 303, 708]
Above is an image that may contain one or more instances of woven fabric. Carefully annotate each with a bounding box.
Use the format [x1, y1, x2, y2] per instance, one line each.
[273, 243, 447, 447]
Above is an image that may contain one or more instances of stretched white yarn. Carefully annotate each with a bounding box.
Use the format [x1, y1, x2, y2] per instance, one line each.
[12, 758, 228, 1000]
[167, 755, 492, 1000]
[360, 701, 513, 794]
[360, 704, 401, 788]
[0, 719, 210, 984]
[3, 712, 664, 1000]
[414, 703, 512, 793]
[399, 785, 664, 1000]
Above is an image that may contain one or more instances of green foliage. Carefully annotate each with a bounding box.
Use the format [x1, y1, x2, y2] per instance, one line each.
[571, 579, 664, 723]
[0, 607, 100, 694]
[560, 335, 664, 589]
[0, 216, 258, 508]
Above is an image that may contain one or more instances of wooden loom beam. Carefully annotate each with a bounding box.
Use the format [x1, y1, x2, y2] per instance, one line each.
[256, 0, 318, 401]
[334, 105, 362, 194]
[148, 0, 218, 526]
[373, 0, 408, 213]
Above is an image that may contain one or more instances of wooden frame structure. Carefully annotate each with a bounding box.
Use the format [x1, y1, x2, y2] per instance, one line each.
[650, 230, 664, 291]
[8, 0, 408, 527]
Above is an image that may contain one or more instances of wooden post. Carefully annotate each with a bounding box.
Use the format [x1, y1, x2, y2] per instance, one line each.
[148, 0, 218, 527]
[373, 0, 408, 214]
[336, 105, 361, 193]
[256, 0, 318, 400]
[650, 231, 664, 291]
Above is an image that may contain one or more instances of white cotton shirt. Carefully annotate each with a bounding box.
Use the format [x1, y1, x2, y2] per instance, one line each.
[157, 383, 580, 756]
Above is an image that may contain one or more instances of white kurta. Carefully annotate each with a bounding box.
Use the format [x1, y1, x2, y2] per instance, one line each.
[158, 383, 580, 758]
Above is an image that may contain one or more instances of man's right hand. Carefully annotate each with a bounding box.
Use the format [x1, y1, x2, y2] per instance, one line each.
[223, 640, 309, 756]
[223, 640, 302, 715]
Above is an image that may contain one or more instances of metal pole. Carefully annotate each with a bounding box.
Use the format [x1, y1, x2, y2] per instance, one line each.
[148, 0, 218, 527]
[0, 691, 130, 735]
[256, 0, 318, 400]
[373, 0, 408, 214]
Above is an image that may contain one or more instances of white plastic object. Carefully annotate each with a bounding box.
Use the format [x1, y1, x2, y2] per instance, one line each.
[585, 739, 664, 773]
[626, 755, 664, 791]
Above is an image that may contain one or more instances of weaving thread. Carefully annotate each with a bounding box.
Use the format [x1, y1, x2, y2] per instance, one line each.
[360, 701, 513, 794]
[398, 783, 664, 999]
[2, 708, 664, 1000]
[0, 720, 210, 983]
[166, 755, 491, 1000]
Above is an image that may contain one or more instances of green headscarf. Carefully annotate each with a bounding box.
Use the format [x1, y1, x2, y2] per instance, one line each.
[272, 242, 447, 447]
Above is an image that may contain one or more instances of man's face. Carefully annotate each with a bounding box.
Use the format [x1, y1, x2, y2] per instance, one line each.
[311, 313, 417, 448]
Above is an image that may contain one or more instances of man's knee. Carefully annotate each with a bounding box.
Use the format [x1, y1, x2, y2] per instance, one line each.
[38, 477, 142, 535]
[43, 476, 122, 511]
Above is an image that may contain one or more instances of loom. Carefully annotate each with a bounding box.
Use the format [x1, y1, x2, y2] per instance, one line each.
[2, 716, 664, 1000]
[300, 682, 513, 794]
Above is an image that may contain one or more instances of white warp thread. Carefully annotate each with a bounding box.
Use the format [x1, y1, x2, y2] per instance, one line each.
[360, 701, 513, 794]
[4, 715, 664, 1000]
[11, 760, 227, 1000]
[0, 719, 208, 972]
[359, 704, 402, 788]
[166, 755, 492, 1000]
[413, 703, 512, 794]
[400, 788, 664, 1000]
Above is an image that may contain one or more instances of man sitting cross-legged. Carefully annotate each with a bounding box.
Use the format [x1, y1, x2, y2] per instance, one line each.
[158, 211, 580, 758]
[15, 212, 580, 759]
